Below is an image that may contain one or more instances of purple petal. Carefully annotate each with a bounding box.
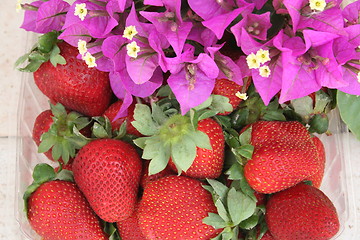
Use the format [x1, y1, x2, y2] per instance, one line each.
[333, 36, 359, 65]
[110, 71, 127, 99]
[148, 30, 170, 72]
[245, 0, 267, 10]
[302, 30, 339, 50]
[190, 53, 219, 79]
[236, 27, 268, 54]
[116, 0, 132, 12]
[126, 3, 152, 37]
[279, 51, 321, 103]
[346, 24, 360, 46]
[342, 0, 360, 24]
[187, 0, 228, 20]
[282, 0, 305, 32]
[114, 91, 134, 119]
[143, 0, 163, 6]
[337, 66, 360, 95]
[36, 0, 69, 33]
[58, 23, 92, 47]
[102, 35, 127, 72]
[125, 54, 159, 84]
[167, 68, 215, 115]
[20, 1, 43, 32]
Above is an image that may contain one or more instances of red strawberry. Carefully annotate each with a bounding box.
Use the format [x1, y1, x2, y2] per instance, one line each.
[140, 160, 175, 189]
[265, 183, 340, 240]
[306, 136, 326, 188]
[168, 118, 225, 179]
[138, 175, 222, 239]
[27, 180, 108, 240]
[103, 100, 142, 136]
[244, 121, 320, 193]
[33, 41, 112, 117]
[212, 78, 251, 115]
[117, 203, 147, 240]
[260, 231, 275, 240]
[72, 139, 142, 222]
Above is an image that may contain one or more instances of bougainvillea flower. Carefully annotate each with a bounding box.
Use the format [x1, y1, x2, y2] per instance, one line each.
[342, 0, 360, 25]
[20, 1, 44, 32]
[231, 12, 271, 41]
[167, 53, 219, 114]
[58, 23, 92, 47]
[62, 0, 119, 38]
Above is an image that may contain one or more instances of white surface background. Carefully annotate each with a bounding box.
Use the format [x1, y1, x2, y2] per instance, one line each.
[0, 0, 360, 239]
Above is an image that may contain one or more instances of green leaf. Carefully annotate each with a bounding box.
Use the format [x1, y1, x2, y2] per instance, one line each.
[337, 91, 360, 140]
[171, 135, 197, 172]
[308, 113, 329, 134]
[49, 45, 66, 67]
[314, 90, 331, 113]
[206, 179, 229, 202]
[198, 110, 218, 121]
[226, 162, 243, 180]
[262, 110, 286, 121]
[37, 133, 57, 153]
[132, 104, 159, 136]
[151, 102, 168, 126]
[14, 53, 30, 68]
[230, 108, 249, 129]
[188, 130, 211, 150]
[92, 122, 111, 138]
[215, 199, 231, 223]
[189, 109, 199, 130]
[215, 115, 232, 129]
[291, 96, 313, 118]
[51, 142, 63, 161]
[239, 126, 252, 145]
[203, 213, 229, 229]
[103, 222, 121, 240]
[32, 163, 56, 184]
[55, 169, 74, 182]
[50, 102, 67, 118]
[239, 214, 259, 230]
[133, 137, 150, 149]
[18, 60, 43, 72]
[28, 51, 48, 62]
[193, 96, 213, 111]
[211, 95, 233, 114]
[234, 144, 254, 159]
[156, 85, 172, 97]
[37, 31, 59, 53]
[227, 188, 257, 226]
[23, 182, 41, 212]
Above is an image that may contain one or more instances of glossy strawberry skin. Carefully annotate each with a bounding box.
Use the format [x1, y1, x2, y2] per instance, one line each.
[138, 175, 222, 240]
[33, 42, 112, 117]
[244, 121, 320, 193]
[212, 78, 251, 115]
[117, 203, 147, 240]
[72, 139, 142, 222]
[168, 118, 225, 179]
[265, 183, 340, 240]
[27, 180, 108, 240]
[306, 136, 326, 188]
[103, 100, 142, 136]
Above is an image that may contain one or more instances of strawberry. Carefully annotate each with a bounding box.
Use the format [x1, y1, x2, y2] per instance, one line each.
[72, 138, 142, 222]
[265, 183, 340, 240]
[103, 100, 142, 136]
[117, 202, 147, 240]
[168, 118, 225, 179]
[140, 160, 174, 189]
[212, 78, 251, 115]
[306, 136, 326, 188]
[244, 121, 320, 193]
[33, 41, 112, 117]
[138, 175, 222, 239]
[27, 180, 108, 240]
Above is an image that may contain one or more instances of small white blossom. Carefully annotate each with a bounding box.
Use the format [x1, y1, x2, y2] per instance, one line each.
[77, 40, 88, 56]
[235, 92, 248, 100]
[259, 65, 271, 78]
[246, 53, 260, 69]
[82, 52, 97, 68]
[74, 3, 87, 21]
[16, 0, 22, 13]
[256, 49, 271, 64]
[123, 26, 138, 40]
[126, 41, 140, 58]
[309, 0, 326, 12]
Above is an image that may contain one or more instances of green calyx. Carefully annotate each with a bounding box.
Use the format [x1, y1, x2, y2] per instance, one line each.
[23, 163, 74, 213]
[15, 31, 66, 72]
[38, 103, 91, 164]
[158, 114, 192, 145]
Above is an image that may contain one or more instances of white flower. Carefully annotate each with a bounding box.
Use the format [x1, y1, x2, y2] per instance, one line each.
[235, 92, 248, 100]
[82, 52, 97, 68]
[126, 41, 140, 58]
[259, 65, 271, 78]
[77, 40, 88, 56]
[74, 3, 87, 21]
[309, 0, 326, 12]
[123, 26, 138, 40]
[16, 0, 22, 13]
[246, 53, 260, 69]
[256, 49, 271, 64]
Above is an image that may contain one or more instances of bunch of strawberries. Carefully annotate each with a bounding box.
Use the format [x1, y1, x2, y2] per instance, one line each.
[23, 39, 340, 240]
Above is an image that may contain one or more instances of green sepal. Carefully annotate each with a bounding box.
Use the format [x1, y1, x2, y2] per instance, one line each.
[233, 144, 254, 160]
[102, 222, 121, 240]
[188, 130, 211, 150]
[141, 136, 171, 175]
[215, 199, 231, 223]
[290, 96, 314, 118]
[308, 113, 329, 134]
[132, 103, 159, 136]
[37, 31, 59, 53]
[49, 44, 66, 67]
[171, 134, 197, 173]
[227, 187, 257, 226]
[113, 121, 128, 140]
[230, 108, 250, 129]
[239, 127, 252, 145]
[337, 91, 360, 140]
[203, 213, 229, 229]
[92, 116, 113, 138]
[206, 179, 229, 203]
[210, 95, 233, 114]
[238, 214, 259, 230]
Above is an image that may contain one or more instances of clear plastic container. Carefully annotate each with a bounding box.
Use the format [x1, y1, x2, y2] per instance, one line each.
[15, 42, 358, 240]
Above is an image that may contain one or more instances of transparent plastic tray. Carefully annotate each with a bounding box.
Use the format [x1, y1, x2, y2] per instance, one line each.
[15, 42, 358, 240]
